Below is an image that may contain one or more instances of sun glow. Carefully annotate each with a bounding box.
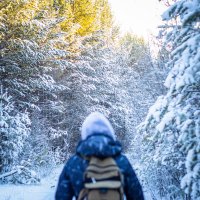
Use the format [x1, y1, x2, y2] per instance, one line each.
[108, 0, 166, 39]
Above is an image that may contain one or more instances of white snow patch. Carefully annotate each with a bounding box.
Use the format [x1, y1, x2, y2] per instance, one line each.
[0, 165, 63, 200]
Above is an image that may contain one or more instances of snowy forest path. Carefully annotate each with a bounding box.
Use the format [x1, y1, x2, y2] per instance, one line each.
[0, 165, 63, 200]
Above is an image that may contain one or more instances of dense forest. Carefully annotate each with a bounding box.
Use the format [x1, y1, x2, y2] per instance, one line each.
[0, 0, 199, 199]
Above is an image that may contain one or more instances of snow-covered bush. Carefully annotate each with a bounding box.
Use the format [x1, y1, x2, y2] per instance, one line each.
[22, 110, 66, 177]
[0, 88, 31, 174]
[0, 165, 40, 184]
[139, 0, 200, 199]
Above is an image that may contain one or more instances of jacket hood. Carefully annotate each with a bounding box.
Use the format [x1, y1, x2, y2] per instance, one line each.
[76, 134, 122, 158]
[81, 112, 116, 140]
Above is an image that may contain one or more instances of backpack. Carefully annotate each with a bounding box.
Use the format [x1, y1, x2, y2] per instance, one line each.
[78, 156, 124, 200]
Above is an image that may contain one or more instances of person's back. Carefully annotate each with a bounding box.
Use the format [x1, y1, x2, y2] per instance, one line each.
[55, 112, 144, 200]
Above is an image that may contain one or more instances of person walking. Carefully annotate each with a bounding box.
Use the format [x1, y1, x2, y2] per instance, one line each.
[55, 112, 144, 200]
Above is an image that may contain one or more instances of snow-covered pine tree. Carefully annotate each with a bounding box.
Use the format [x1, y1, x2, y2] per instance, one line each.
[85, 32, 129, 144]
[51, 0, 114, 154]
[0, 1, 68, 111]
[139, 0, 200, 199]
[109, 33, 167, 153]
[55, 32, 108, 153]
[0, 0, 71, 170]
[0, 87, 30, 174]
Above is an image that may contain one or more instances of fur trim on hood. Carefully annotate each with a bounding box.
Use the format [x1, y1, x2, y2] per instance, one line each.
[81, 112, 116, 140]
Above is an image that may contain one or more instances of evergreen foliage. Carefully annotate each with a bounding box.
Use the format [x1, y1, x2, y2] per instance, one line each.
[0, 0, 70, 177]
[0, 87, 30, 173]
[139, 0, 200, 199]
[0, 0, 115, 180]
[0, 0, 169, 192]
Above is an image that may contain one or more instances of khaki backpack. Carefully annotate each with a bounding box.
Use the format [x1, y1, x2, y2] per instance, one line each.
[78, 156, 124, 200]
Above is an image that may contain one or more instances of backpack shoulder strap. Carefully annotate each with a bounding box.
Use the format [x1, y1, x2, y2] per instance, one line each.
[78, 188, 88, 200]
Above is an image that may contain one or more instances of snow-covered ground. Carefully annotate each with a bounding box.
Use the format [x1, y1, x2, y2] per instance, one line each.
[0, 165, 63, 200]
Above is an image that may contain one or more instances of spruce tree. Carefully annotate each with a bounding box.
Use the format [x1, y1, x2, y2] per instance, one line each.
[139, 0, 200, 199]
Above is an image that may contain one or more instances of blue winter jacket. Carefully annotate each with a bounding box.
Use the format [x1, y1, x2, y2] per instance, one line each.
[55, 134, 144, 200]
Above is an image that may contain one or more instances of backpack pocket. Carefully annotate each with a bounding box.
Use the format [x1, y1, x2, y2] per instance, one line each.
[88, 189, 121, 200]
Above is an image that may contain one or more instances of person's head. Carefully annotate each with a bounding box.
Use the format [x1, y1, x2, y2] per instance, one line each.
[81, 112, 116, 140]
